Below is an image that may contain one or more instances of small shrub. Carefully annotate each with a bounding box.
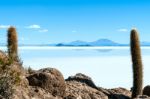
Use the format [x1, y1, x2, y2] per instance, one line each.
[27, 66, 34, 74]
[0, 62, 21, 99]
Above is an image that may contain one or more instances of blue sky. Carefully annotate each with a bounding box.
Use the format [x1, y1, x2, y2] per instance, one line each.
[0, 0, 150, 44]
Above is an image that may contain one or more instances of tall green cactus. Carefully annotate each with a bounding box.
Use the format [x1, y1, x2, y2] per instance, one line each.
[130, 29, 143, 98]
[7, 26, 18, 61]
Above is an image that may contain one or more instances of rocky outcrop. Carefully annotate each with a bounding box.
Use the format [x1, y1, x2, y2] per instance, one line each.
[0, 58, 148, 99]
[26, 68, 66, 98]
[65, 73, 98, 89]
[104, 87, 131, 99]
[0, 61, 135, 99]
[65, 73, 131, 99]
[65, 80, 108, 99]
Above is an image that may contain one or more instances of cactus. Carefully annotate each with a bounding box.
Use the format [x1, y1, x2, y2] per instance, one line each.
[130, 29, 143, 98]
[7, 26, 18, 61]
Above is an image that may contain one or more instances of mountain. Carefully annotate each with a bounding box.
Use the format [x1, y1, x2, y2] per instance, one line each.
[56, 39, 125, 46]
[68, 40, 89, 46]
[56, 40, 90, 46]
[89, 39, 120, 46]
[1, 39, 150, 46]
[141, 42, 150, 46]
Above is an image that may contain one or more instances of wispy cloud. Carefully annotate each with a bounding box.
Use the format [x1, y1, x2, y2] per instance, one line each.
[38, 29, 48, 32]
[25, 24, 48, 33]
[72, 30, 77, 33]
[0, 25, 10, 29]
[117, 28, 128, 32]
[25, 24, 41, 29]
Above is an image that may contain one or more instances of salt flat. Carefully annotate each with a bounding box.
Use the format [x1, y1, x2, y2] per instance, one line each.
[1, 46, 150, 50]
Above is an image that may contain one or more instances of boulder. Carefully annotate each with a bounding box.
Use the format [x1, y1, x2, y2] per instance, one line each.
[65, 73, 97, 89]
[107, 87, 131, 99]
[26, 68, 66, 97]
[143, 85, 150, 97]
[65, 73, 131, 99]
[65, 81, 108, 99]
[65, 73, 108, 99]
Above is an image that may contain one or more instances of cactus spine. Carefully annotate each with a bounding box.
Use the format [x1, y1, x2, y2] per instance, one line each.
[7, 26, 18, 61]
[130, 29, 143, 98]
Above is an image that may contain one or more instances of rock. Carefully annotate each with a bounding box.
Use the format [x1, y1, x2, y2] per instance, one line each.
[28, 87, 63, 99]
[0, 95, 4, 99]
[107, 87, 131, 99]
[65, 73, 108, 99]
[26, 68, 66, 97]
[65, 73, 131, 99]
[64, 94, 76, 99]
[65, 73, 97, 89]
[97, 87, 131, 99]
[143, 85, 150, 97]
[134, 95, 150, 99]
[65, 81, 108, 99]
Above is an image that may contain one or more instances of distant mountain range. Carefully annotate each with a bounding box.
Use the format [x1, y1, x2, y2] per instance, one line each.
[55, 39, 127, 46]
[55, 39, 150, 46]
[1, 39, 150, 46]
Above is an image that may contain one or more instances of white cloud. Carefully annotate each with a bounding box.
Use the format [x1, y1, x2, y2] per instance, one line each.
[25, 24, 41, 29]
[0, 25, 10, 29]
[117, 28, 128, 32]
[39, 29, 48, 32]
[25, 25, 48, 33]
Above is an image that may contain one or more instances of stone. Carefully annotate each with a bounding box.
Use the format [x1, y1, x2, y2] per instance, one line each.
[143, 85, 150, 97]
[66, 73, 97, 89]
[27, 68, 66, 97]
